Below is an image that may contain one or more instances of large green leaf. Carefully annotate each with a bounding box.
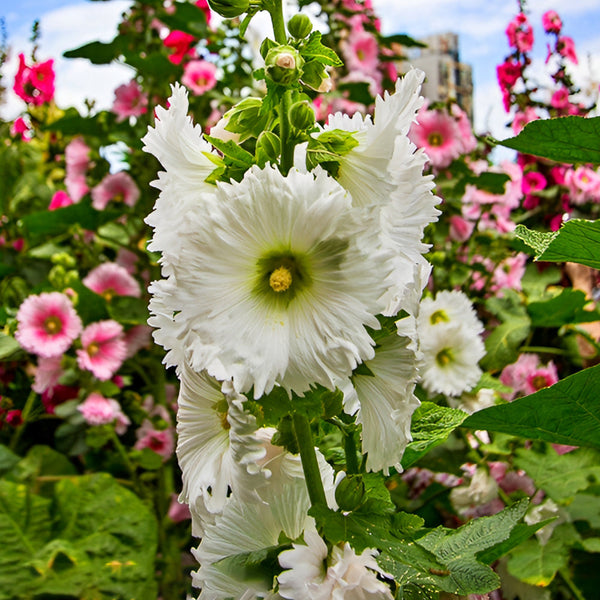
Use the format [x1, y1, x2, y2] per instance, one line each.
[528, 288, 600, 327]
[516, 219, 600, 269]
[462, 365, 600, 449]
[498, 116, 600, 164]
[63, 36, 127, 64]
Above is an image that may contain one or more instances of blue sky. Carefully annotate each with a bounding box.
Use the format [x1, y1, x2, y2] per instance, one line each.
[2, 0, 600, 137]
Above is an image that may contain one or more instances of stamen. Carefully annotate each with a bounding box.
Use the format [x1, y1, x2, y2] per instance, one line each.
[87, 342, 100, 357]
[43, 316, 62, 335]
[436, 348, 454, 366]
[269, 266, 293, 292]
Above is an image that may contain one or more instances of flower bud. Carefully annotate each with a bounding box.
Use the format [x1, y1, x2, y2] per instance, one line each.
[288, 100, 315, 131]
[287, 14, 313, 39]
[206, 0, 249, 19]
[265, 45, 304, 86]
[255, 131, 281, 166]
[335, 474, 366, 511]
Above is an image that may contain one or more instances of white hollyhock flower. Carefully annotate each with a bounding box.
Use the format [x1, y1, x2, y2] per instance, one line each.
[192, 483, 314, 600]
[419, 322, 485, 397]
[156, 164, 388, 397]
[417, 290, 484, 337]
[142, 83, 216, 272]
[450, 467, 498, 517]
[278, 526, 393, 600]
[339, 332, 421, 475]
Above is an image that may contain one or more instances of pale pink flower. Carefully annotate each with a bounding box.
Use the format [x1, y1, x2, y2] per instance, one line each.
[112, 80, 148, 122]
[91, 171, 140, 210]
[181, 60, 217, 96]
[491, 253, 527, 293]
[409, 106, 463, 169]
[116, 247, 138, 274]
[76, 320, 127, 381]
[124, 324, 152, 359]
[341, 24, 379, 74]
[565, 166, 600, 205]
[78, 392, 130, 434]
[448, 215, 474, 243]
[15, 292, 82, 358]
[451, 104, 477, 154]
[512, 107, 538, 134]
[65, 137, 91, 202]
[134, 419, 175, 460]
[542, 10, 562, 34]
[83, 262, 141, 300]
[49, 190, 74, 210]
[557, 36, 578, 64]
[500, 353, 541, 400]
[32, 356, 64, 396]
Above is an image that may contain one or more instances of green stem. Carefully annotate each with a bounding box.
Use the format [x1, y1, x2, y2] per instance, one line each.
[292, 413, 327, 508]
[110, 430, 138, 482]
[279, 90, 293, 174]
[9, 390, 37, 451]
[559, 568, 586, 600]
[268, 0, 287, 44]
[520, 346, 569, 356]
[343, 430, 359, 475]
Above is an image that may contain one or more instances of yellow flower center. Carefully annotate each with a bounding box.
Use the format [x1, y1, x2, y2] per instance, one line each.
[269, 266, 293, 293]
[436, 347, 454, 366]
[87, 342, 101, 357]
[102, 288, 115, 302]
[430, 309, 450, 325]
[43, 316, 62, 335]
[531, 375, 548, 390]
[428, 132, 444, 147]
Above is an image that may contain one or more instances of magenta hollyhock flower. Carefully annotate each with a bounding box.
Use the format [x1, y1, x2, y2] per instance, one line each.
[78, 392, 130, 434]
[11, 116, 33, 141]
[195, 0, 211, 24]
[550, 87, 570, 110]
[83, 262, 141, 300]
[134, 419, 175, 460]
[181, 60, 218, 96]
[409, 106, 464, 169]
[448, 215, 474, 243]
[522, 170, 547, 209]
[524, 362, 558, 395]
[512, 107, 538, 134]
[506, 13, 534, 53]
[91, 171, 140, 210]
[13, 53, 55, 105]
[542, 10, 562, 34]
[49, 190, 74, 210]
[496, 59, 522, 93]
[65, 137, 91, 202]
[164, 30, 196, 65]
[5, 410, 23, 427]
[77, 320, 127, 381]
[15, 292, 83, 358]
[557, 36, 578, 64]
[112, 80, 148, 122]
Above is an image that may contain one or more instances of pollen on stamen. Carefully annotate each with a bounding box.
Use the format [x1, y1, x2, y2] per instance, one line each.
[269, 266, 292, 292]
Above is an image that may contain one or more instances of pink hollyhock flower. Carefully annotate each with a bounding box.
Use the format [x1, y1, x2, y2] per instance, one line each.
[11, 116, 33, 141]
[181, 60, 218, 96]
[565, 166, 600, 205]
[506, 13, 534, 53]
[77, 320, 127, 381]
[32, 355, 63, 396]
[451, 104, 477, 154]
[496, 59, 522, 92]
[91, 171, 140, 210]
[524, 361, 558, 395]
[550, 87, 570, 110]
[112, 80, 148, 122]
[542, 10, 562, 34]
[124, 325, 152, 359]
[78, 392, 130, 434]
[448, 215, 474, 243]
[15, 292, 82, 358]
[491, 253, 527, 293]
[163, 30, 196, 65]
[522, 170, 547, 209]
[134, 420, 175, 460]
[49, 190, 74, 210]
[500, 353, 540, 400]
[341, 24, 379, 74]
[83, 262, 141, 300]
[13, 53, 55, 105]
[195, 0, 211, 24]
[65, 137, 91, 202]
[409, 106, 463, 169]
[168, 493, 191, 522]
[557, 36, 578, 64]
[512, 107, 538, 134]
[116, 247, 138, 274]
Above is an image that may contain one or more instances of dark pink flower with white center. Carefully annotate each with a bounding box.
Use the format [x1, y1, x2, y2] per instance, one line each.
[506, 13, 534, 53]
[11, 116, 32, 141]
[15, 292, 82, 358]
[77, 320, 127, 381]
[83, 262, 141, 300]
[565, 166, 600, 205]
[49, 190, 74, 210]
[78, 392, 130, 434]
[409, 106, 463, 169]
[542, 10, 562, 34]
[134, 419, 175, 460]
[13, 53, 55, 105]
[91, 171, 140, 210]
[65, 137, 91, 202]
[522, 170, 547, 209]
[181, 60, 218, 96]
[524, 361, 559, 395]
[32, 355, 64, 396]
[557, 36, 578, 64]
[112, 80, 148, 122]
[164, 30, 196, 65]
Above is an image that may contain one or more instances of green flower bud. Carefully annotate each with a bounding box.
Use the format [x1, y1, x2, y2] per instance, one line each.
[51, 251, 77, 268]
[335, 474, 366, 512]
[287, 14, 313, 39]
[265, 45, 304, 86]
[255, 131, 281, 166]
[288, 100, 315, 131]
[206, 0, 249, 19]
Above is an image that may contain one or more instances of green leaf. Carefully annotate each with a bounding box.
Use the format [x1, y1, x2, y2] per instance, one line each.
[301, 31, 343, 66]
[401, 403, 468, 469]
[0, 332, 23, 361]
[568, 492, 600, 528]
[516, 220, 600, 269]
[204, 135, 255, 168]
[63, 36, 126, 64]
[380, 33, 427, 48]
[0, 445, 20, 476]
[159, 1, 209, 36]
[528, 288, 600, 327]
[462, 365, 600, 450]
[513, 447, 600, 502]
[498, 116, 600, 164]
[124, 52, 177, 79]
[107, 295, 150, 325]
